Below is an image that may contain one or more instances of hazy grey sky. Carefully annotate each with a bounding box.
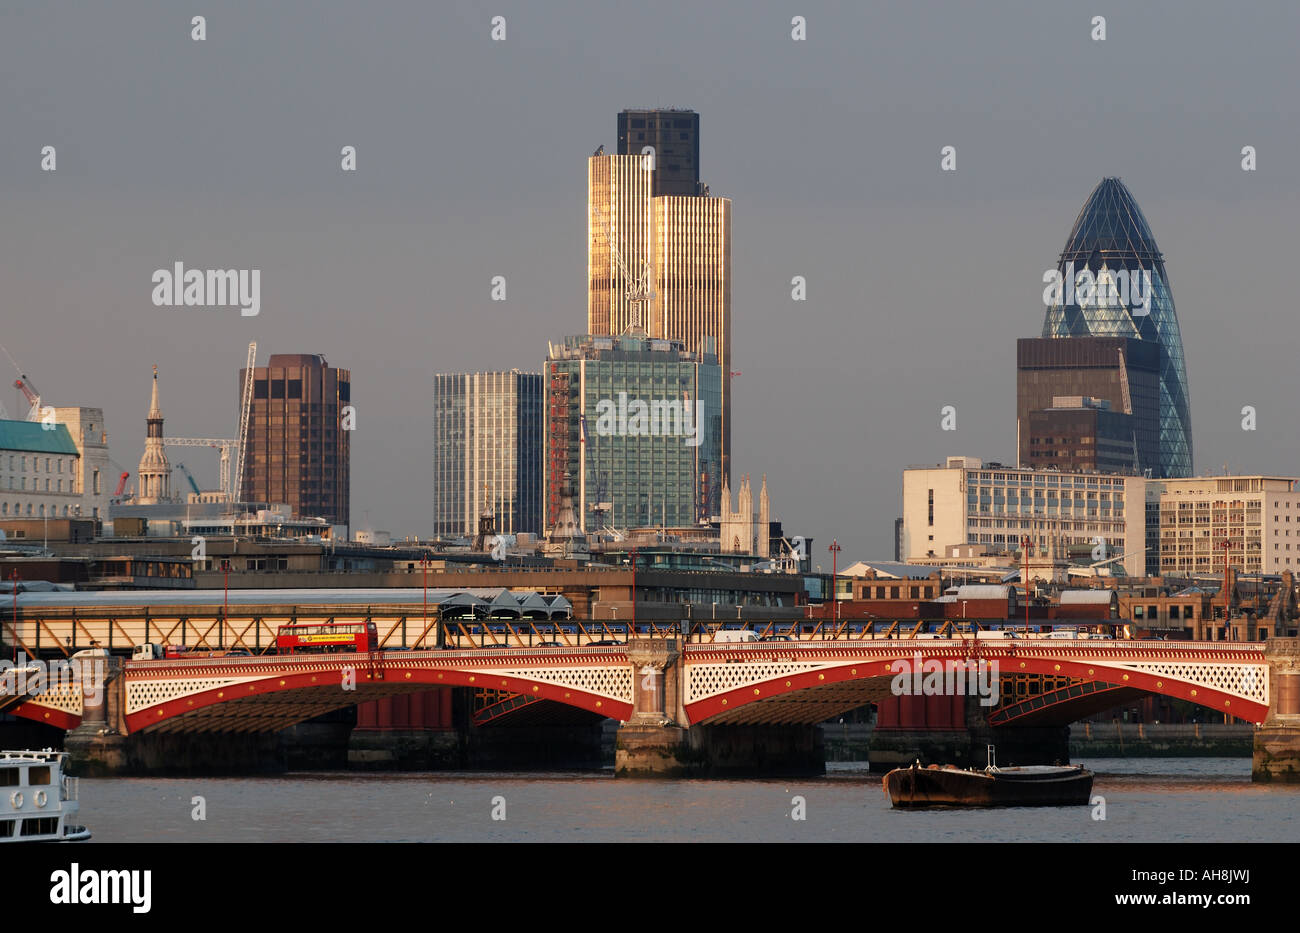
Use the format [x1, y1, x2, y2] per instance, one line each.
[3, 1, 1298, 561]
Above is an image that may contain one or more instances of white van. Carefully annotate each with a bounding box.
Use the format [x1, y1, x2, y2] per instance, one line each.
[712, 630, 759, 643]
[132, 643, 164, 660]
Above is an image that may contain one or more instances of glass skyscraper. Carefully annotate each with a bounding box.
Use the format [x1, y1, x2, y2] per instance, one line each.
[1041, 178, 1193, 478]
[545, 334, 722, 533]
[432, 371, 543, 538]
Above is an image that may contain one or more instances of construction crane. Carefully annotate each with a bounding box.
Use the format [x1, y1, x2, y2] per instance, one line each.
[0, 342, 47, 421]
[105, 455, 134, 503]
[162, 342, 256, 503]
[13, 378, 42, 421]
[1116, 347, 1133, 415]
[233, 341, 256, 505]
[174, 463, 201, 497]
[591, 199, 654, 334]
[162, 437, 239, 498]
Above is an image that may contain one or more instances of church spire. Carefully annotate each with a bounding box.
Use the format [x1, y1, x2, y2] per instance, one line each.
[136, 365, 172, 504]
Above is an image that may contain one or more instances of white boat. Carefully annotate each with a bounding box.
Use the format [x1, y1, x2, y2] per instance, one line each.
[1, 749, 91, 842]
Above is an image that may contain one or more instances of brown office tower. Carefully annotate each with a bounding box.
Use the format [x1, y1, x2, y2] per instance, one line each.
[240, 354, 351, 528]
[1016, 336, 1158, 476]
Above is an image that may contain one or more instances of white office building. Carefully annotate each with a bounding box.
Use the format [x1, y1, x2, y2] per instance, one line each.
[902, 456, 1147, 574]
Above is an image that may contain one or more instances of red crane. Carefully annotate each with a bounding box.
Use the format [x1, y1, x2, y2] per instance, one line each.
[13, 377, 42, 421]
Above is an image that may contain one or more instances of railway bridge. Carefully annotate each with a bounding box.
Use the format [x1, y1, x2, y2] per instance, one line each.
[11, 635, 1300, 780]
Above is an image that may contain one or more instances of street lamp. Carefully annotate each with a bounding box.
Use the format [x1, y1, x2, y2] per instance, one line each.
[420, 555, 430, 649]
[8, 569, 18, 662]
[220, 559, 232, 650]
[828, 540, 842, 626]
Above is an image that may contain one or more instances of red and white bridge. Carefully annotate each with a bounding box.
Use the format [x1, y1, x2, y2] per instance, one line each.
[11, 639, 1272, 734]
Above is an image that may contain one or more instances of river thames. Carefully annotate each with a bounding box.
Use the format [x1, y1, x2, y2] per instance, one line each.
[77, 757, 1300, 843]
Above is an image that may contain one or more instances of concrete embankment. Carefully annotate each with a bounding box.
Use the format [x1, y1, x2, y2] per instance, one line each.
[819, 721, 1253, 762]
[1069, 722, 1252, 758]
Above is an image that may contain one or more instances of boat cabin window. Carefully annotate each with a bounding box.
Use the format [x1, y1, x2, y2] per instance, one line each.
[28, 766, 51, 785]
[1, 769, 19, 787]
[20, 817, 58, 837]
[0, 819, 15, 837]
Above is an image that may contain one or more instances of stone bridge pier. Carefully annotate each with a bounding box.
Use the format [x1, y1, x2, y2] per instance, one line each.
[614, 639, 824, 777]
[1253, 638, 1300, 782]
[64, 654, 129, 775]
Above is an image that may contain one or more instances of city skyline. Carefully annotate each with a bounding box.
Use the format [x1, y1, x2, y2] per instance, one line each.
[4, 2, 1299, 561]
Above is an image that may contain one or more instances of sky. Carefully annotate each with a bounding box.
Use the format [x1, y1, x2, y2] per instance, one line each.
[2, 0, 1299, 564]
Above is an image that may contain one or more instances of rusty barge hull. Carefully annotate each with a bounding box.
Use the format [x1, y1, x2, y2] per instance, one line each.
[885, 764, 1094, 808]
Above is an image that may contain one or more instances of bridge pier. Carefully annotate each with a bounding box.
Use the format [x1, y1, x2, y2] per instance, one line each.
[348, 692, 459, 769]
[615, 638, 689, 775]
[64, 653, 130, 777]
[615, 639, 825, 777]
[1253, 638, 1300, 782]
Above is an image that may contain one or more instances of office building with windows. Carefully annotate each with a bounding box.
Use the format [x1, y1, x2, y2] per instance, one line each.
[240, 354, 351, 528]
[1017, 336, 1158, 475]
[902, 456, 1146, 572]
[0, 420, 83, 522]
[432, 371, 544, 538]
[1147, 476, 1300, 577]
[1023, 396, 1140, 475]
[545, 334, 721, 534]
[589, 132, 732, 483]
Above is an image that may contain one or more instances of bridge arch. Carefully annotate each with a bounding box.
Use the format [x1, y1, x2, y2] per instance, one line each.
[682, 643, 1270, 726]
[12, 649, 635, 734]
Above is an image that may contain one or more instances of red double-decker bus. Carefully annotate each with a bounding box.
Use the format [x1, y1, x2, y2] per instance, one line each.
[276, 621, 378, 654]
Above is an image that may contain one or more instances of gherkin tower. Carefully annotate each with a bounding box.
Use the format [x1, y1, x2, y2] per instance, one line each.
[1042, 178, 1192, 477]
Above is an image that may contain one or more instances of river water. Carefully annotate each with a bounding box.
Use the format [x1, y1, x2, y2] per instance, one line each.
[76, 757, 1300, 843]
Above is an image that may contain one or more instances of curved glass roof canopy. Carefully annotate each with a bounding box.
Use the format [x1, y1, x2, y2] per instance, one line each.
[1042, 178, 1192, 477]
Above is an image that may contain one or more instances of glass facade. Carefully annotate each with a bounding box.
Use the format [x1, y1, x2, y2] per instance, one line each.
[432, 372, 543, 538]
[588, 145, 733, 486]
[546, 334, 722, 533]
[1041, 178, 1193, 477]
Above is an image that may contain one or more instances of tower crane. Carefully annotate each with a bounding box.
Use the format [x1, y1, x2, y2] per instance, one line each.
[591, 198, 655, 334]
[13, 378, 43, 421]
[174, 462, 202, 497]
[0, 342, 46, 421]
[161, 341, 256, 503]
[233, 341, 256, 505]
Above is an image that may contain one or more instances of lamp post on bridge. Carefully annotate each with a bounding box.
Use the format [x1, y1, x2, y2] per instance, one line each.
[630, 546, 637, 637]
[421, 554, 430, 649]
[8, 569, 18, 662]
[220, 560, 231, 648]
[828, 540, 841, 628]
[1219, 538, 1233, 640]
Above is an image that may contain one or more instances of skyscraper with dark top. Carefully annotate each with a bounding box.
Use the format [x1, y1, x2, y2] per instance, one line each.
[240, 354, 350, 528]
[617, 109, 700, 197]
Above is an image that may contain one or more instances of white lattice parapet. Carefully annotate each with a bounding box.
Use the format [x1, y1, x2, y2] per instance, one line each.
[24, 682, 83, 716]
[1102, 660, 1269, 706]
[685, 659, 842, 705]
[126, 676, 260, 715]
[485, 665, 633, 704]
